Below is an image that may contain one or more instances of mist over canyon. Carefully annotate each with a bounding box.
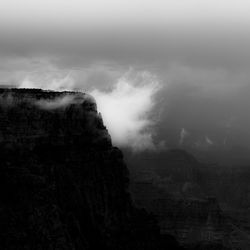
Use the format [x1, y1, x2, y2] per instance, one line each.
[1, 1, 250, 249]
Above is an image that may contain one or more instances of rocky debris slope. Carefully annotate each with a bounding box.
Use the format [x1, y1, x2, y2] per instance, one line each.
[0, 88, 181, 250]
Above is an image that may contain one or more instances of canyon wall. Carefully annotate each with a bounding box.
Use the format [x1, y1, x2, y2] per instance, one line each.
[0, 89, 179, 250]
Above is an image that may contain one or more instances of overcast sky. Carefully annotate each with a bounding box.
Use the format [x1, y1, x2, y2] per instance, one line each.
[1, 0, 250, 151]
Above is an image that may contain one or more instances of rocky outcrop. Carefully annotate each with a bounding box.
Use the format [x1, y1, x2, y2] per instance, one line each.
[0, 89, 181, 250]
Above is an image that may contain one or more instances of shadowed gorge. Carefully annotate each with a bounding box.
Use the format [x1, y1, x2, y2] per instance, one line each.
[125, 149, 250, 249]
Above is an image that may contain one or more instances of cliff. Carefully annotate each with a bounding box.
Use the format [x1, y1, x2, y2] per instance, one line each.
[0, 89, 180, 250]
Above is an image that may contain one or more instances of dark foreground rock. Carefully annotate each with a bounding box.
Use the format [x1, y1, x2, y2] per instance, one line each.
[0, 89, 184, 250]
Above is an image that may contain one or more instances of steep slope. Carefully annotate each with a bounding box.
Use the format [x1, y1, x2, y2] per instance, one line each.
[0, 88, 180, 250]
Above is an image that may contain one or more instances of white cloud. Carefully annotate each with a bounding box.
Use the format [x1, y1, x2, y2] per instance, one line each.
[91, 71, 163, 151]
[19, 73, 75, 91]
[35, 95, 80, 110]
[18, 67, 163, 152]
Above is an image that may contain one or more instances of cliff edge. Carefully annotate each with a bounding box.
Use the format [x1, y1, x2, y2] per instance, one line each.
[0, 89, 180, 250]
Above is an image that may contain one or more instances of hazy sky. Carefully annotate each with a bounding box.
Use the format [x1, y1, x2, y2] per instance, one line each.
[1, 0, 250, 151]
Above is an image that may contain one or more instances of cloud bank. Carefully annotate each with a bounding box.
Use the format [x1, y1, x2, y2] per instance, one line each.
[19, 73, 75, 91]
[18, 68, 163, 152]
[91, 71, 163, 152]
[35, 94, 90, 110]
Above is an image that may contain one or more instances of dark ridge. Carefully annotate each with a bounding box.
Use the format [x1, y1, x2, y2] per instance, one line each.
[0, 88, 186, 250]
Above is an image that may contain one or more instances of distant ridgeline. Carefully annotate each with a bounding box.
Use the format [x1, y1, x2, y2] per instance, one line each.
[0, 88, 188, 250]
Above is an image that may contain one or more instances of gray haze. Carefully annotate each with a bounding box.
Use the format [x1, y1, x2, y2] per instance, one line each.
[1, 0, 250, 158]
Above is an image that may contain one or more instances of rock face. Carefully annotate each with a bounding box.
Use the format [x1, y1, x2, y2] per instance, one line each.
[0, 89, 179, 250]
